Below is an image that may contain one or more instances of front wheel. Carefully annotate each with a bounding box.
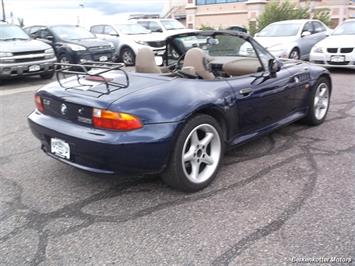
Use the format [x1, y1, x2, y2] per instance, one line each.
[289, 48, 300, 60]
[302, 77, 331, 126]
[162, 114, 224, 192]
[120, 47, 135, 66]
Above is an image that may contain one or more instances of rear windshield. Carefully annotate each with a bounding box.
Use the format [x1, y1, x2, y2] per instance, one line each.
[332, 21, 355, 35]
[0, 25, 30, 41]
[51, 26, 95, 40]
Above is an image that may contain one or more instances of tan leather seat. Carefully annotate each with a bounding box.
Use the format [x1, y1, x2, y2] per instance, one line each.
[135, 47, 161, 74]
[182, 48, 215, 80]
[223, 57, 262, 76]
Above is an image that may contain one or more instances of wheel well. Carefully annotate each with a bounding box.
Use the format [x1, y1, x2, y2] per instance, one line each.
[319, 73, 332, 95]
[195, 107, 229, 142]
[119, 45, 134, 55]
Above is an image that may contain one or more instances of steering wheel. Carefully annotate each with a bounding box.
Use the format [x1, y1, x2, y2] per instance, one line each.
[168, 52, 186, 72]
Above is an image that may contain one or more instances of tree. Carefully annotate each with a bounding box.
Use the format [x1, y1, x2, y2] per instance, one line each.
[313, 8, 331, 27]
[199, 24, 215, 30]
[255, 0, 309, 34]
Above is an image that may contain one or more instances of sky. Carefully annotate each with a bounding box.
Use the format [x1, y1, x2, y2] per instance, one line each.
[3, 0, 167, 28]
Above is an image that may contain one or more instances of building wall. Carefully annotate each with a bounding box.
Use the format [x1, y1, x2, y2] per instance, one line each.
[186, 0, 355, 30]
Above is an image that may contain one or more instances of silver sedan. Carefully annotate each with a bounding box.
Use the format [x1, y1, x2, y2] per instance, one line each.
[254, 19, 330, 60]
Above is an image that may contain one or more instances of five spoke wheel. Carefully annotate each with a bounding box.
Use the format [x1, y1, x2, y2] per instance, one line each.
[182, 124, 221, 184]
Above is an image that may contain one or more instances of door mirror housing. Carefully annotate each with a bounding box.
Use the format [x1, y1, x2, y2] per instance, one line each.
[268, 59, 281, 77]
[301, 31, 311, 37]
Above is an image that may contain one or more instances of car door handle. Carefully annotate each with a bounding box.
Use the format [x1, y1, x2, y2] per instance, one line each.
[239, 88, 253, 96]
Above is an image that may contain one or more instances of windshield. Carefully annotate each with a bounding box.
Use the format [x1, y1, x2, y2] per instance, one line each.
[161, 19, 185, 30]
[332, 21, 355, 35]
[0, 25, 30, 41]
[258, 23, 302, 37]
[115, 24, 150, 35]
[51, 26, 95, 40]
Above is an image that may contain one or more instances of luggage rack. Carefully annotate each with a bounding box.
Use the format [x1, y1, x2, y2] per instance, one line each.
[54, 61, 130, 96]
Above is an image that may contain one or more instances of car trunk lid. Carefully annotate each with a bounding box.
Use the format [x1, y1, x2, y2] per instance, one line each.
[38, 72, 172, 126]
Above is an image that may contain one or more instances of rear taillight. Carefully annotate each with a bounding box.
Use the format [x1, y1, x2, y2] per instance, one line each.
[35, 95, 44, 113]
[92, 108, 143, 131]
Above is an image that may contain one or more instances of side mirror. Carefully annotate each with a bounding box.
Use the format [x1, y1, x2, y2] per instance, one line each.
[254, 32, 260, 37]
[268, 59, 281, 77]
[46, 35, 54, 41]
[301, 31, 311, 37]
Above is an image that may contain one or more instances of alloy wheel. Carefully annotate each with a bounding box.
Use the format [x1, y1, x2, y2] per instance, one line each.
[181, 124, 221, 184]
[122, 50, 134, 65]
[314, 82, 330, 120]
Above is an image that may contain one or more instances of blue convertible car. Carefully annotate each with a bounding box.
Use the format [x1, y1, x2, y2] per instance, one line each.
[28, 31, 331, 192]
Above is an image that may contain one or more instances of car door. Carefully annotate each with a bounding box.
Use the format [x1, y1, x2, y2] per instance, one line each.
[102, 25, 120, 50]
[299, 21, 321, 59]
[226, 38, 296, 136]
[312, 21, 328, 44]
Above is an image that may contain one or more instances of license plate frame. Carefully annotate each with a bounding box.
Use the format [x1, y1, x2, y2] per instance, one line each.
[29, 65, 41, 72]
[50, 138, 70, 160]
[330, 55, 345, 63]
[99, 56, 108, 62]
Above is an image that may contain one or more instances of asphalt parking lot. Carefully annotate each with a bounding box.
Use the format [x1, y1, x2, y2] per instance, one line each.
[0, 69, 354, 265]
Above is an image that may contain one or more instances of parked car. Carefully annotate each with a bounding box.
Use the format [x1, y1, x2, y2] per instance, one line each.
[90, 23, 165, 66]
[254, 19, 330, 60]
[131, 18, 195, 38]
[310, 19, 355, 68]
[24, 25, 115, 64]
[28, 30, 331, 192]
[225, 25, 247, 33]
[0, 24, 56, 83]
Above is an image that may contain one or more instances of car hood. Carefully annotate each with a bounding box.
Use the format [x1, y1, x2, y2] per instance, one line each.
[0, 39, 51, 52]
[254, 36, 298, 49]
[38, 72, 173, 109]
[67, 38, 112, 48]
[314, 35, 355, 48]
[125, 33, 165, 42]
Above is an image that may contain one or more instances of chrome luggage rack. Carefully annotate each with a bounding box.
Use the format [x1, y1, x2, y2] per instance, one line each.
[54, 61, 129, 96]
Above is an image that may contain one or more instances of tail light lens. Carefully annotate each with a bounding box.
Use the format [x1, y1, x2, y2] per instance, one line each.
[92, 108, 143, 131]
[35, 95, 44, 113]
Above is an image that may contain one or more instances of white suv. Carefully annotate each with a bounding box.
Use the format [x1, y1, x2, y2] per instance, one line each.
[90, 23, 165, 66]
[132, 19, 195, 38]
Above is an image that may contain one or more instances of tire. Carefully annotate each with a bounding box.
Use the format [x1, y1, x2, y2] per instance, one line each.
[289, 48, 300, 60]
[301, 77, 331, 126]
[40, 71, 54, 80]
[120, 47, 135, 66]
[58, 53, 72, 64]
[162, 114, 224, 192]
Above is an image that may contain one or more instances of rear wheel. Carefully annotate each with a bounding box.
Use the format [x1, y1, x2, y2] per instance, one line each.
[162, 114, 224, 192]
[302, 77, 330, 125]
[120, 47, 135, 66]
[289, 48, 300, 60]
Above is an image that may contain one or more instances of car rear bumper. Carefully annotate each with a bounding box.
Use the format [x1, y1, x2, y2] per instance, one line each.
[0, 58, 56, 78]
[28, 111, 181, 174]
[310, 52, 355, 69]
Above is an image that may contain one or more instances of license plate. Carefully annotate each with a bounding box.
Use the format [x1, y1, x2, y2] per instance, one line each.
[99, 56, 108, 62]
[51, 138, 70, 160]
[330, 55, 345, 62]
[29, 65, 40, 72]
